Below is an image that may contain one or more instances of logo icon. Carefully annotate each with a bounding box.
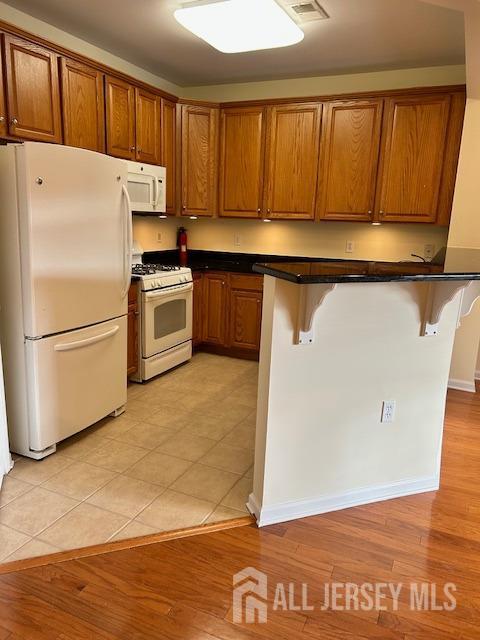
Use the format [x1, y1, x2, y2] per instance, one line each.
[232, 567, 268, 624]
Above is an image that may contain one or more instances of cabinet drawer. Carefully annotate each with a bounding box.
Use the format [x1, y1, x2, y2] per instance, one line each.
[229, 274, 263, 292]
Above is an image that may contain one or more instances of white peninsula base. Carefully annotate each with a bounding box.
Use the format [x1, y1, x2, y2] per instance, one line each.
[248, 275, 478, 527]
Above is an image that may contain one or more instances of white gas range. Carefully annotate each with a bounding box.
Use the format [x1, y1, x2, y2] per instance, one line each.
[130, 263, 193, 382]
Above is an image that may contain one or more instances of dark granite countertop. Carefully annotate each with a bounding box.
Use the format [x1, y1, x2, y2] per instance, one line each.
[253, 248, 480, 284]
[142, 250, 314, 274]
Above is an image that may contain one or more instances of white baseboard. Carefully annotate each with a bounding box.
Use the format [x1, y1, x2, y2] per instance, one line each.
[448, 377, 476, 393]
[249, 475, 439, 527]
[475, 370, 480, 381]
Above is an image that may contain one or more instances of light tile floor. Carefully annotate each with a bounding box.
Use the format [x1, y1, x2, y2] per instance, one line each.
[0, 353, 257, 563]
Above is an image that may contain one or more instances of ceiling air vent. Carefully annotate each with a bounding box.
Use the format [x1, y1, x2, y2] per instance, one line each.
[284, 1, 330, 23]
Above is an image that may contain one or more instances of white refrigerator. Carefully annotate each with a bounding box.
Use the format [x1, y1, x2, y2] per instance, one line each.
[0, 143, 133, 459]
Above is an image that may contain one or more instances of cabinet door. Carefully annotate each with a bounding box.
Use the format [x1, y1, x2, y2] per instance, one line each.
[105, 75, 136, 160]
[228, 288, 262, 351]
[161, 99, 177, 215]
[127, 305, 138, 375]
[0, 36, 6, 138]
[192, 273, 204, 347]
[219, 106, 266, 218]
[135, 88, 161, 165]
[376, 94, 451, 222]
[264, 103, 322, 220]
[436, 91, 466, 226]
[127, 283, 138, 375]
[203, 273, 227, 345]
[4, 34, 62, 142]
[317, 99, 383, 221]
[181, 104, 218, 217]
[61, 58, 105, 152]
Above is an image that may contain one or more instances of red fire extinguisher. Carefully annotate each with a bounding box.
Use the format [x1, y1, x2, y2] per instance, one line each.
[178, 226, 188, 267]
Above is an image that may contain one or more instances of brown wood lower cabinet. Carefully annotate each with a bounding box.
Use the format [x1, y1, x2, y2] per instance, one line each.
[193, 271, 263, 359]
[127, 282, 139, 376]
[192, 272, 204, 347]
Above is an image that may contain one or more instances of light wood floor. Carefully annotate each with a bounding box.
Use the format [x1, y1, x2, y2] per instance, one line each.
[0, 386, 479, 638]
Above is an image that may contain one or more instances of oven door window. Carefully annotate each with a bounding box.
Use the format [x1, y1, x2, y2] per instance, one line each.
[154, 299, 186, 339]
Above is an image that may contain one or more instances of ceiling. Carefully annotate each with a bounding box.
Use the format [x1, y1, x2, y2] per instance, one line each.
[4, 0, 465, 86]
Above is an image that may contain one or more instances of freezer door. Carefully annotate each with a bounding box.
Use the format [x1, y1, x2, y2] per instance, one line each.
[25, 316, 127, 452]
[17, 143, 131, 338]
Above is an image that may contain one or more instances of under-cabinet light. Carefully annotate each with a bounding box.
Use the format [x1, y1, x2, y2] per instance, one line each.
[174, 0, 304, 53]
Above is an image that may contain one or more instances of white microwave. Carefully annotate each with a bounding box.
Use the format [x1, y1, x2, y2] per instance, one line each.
[127, 161, 166, 214]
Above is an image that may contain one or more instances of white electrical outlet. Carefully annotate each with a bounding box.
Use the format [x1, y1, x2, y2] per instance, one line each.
[234, 233, 241, 247]
[381, 400, 396, 423]
[424, 244, 435, 260]
[345, 240, 355, 254]
[157, 232, 162, 244]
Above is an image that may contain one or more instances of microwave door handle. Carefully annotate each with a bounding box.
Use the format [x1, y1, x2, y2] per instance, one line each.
[121, 185, 133, 299]
[152, 175, 158, 207]
[155, 177, 161, 207]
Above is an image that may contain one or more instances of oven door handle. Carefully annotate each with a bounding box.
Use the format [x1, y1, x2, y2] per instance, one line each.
[144, 283, 193, 300]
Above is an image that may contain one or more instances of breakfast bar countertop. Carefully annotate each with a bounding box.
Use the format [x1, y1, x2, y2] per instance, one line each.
[253, 248, 480, 284]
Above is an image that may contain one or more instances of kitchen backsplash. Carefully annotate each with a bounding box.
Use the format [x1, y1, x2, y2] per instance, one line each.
[133, 216, 449, 263]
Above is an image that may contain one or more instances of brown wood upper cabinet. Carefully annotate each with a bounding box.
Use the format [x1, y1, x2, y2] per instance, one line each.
[375, 94, 452, 223]
[160, 98, 177, 215]
[317, 99, 383, 221]
[0, 36, 6, 138]
[263, 103, 322, 220]
[105, 75, 136, 160]
[219, 106, 266, 218]
[3, 34, 62, 143]
[181, 104, 218, 217]
[135, 87, 161, 165]
[60, 58, 105, 152]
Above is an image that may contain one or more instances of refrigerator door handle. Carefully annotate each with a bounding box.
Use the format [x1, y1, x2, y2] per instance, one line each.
[121, 185, 133, 299]
[54, 325, 120, 352]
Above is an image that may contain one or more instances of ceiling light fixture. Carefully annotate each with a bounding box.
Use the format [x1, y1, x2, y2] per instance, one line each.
[174, 0, 304, 54]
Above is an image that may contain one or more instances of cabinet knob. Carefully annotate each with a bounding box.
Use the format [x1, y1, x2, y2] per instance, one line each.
[137, 148, 142, 153]
[130, 146, 135, 152]
[0, 116, 4, 123]
[379, 210, 384, 215]
[11, 117, 18, 125]
[257, 208, 261, 214]
[182, 205, 186, 210]
[267, 209, 271, 214]
[368, 210, 372, 215]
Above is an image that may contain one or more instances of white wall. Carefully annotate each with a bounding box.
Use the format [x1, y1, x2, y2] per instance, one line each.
[439, 0, 480, 390]
[0, 1, 182, 96]
[186, 65, 466, 102]
[134, 216, 449, 261]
